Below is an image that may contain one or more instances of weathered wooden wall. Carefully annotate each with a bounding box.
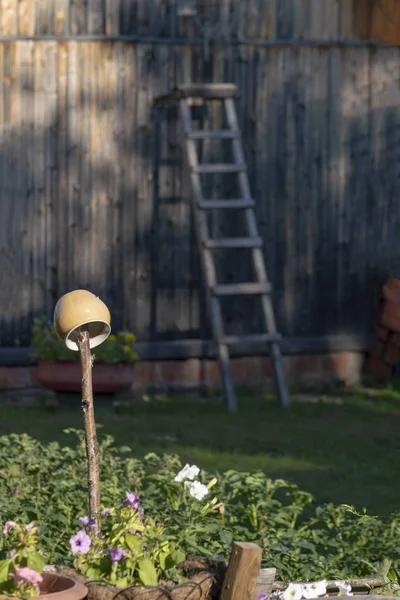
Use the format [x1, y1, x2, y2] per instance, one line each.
[0, 0, 399, 348]
[0, 0, 360, 39]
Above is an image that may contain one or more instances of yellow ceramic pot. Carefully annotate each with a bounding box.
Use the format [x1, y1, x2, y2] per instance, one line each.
[54, 290, 111, 351]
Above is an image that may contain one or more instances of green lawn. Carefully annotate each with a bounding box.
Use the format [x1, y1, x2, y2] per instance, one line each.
[1, 387, 400, 515]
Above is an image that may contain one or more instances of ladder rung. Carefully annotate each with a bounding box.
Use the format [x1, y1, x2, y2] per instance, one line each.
[188, 130, 239, 140]
[198, 199, 255, 210]
[194, 163, 246, 174]
[204, 237, 263, 249]
[213, 283, 271, 296]
[221, 333, 282, 345]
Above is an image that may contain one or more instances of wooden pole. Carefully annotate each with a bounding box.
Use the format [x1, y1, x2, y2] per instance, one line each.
[221, 542, 263, 600]
[77, 328, 101, 538]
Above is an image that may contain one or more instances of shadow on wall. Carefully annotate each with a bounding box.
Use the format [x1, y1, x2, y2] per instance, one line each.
[0, 40, 400, 346]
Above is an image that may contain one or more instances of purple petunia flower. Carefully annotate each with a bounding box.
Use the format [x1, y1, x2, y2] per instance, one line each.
[102, 508, 111, 517]
[258, 594, 267, 600]
[125, 492, 140, 509]
[69, 530, 92, 554]
[79, 516, 96, 528]
[108, 547, 127, 563]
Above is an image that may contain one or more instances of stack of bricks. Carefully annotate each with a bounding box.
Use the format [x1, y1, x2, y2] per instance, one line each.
[365, 276, 400, 383]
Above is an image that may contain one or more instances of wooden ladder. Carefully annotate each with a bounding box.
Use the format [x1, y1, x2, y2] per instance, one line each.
[156, 84, 289, 412]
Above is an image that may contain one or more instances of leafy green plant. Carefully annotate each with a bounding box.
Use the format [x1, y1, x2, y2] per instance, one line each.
[0, 521, 46, 599]
[32, 318, 138, 363]
[2, 431, 400, 584]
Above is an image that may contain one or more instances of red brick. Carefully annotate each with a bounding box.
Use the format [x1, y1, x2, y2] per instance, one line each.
[231, 357, 261, 383]
[286, 354, 321, 375]
[201, 360, 221, 386]
[0, 367, 33, 389]
[321, 353, 349, 376]
[29, 367, 40, 387]
[134, 361, 156, 386]
[156, 360, 195, 384]
[260, 357, 274, 378]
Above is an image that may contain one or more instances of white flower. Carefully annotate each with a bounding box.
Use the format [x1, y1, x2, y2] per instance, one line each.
[283, 583, 305, 600]
[302, 581, 327, 599]
[334, 581, 352, 596]
[174, 464, 200, 483]
[184, 480, 209, 501]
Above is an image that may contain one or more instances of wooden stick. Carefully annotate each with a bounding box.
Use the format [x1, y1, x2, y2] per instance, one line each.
[221, 541, 263, 600]
[77, 328, 101, 538]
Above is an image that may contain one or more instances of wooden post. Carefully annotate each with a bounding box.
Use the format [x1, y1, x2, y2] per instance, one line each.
[256, 569, 276, 599]
[77, 328, 101, 538]
[221, 542, 263, 600]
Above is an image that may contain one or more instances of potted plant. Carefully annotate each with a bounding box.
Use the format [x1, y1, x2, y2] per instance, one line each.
[32, 317, 138, 394]
[0, 521, 87, 600]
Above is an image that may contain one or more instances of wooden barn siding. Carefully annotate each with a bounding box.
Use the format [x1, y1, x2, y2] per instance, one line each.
[0, 0, 359, 39]
[0, 0, 399, 346]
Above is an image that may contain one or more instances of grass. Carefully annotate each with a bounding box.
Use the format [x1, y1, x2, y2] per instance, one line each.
[1, 386, 400, 515]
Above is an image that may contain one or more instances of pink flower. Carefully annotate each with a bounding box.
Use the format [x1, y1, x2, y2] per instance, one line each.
[13, 567, 43, 585]
[69, 530, 92, 554]
[25, 521, 36, 532]
[3, 520, 16, 534]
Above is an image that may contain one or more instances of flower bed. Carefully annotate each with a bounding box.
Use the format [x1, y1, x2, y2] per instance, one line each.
[1, 432, 400, 587]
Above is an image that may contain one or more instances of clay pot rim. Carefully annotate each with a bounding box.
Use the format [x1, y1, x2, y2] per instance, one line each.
[0, 574, 87, 600]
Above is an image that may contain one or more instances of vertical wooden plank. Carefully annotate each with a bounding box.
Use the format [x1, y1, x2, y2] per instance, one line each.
[70, 0, 87, 34]
[18, 0, 35, 34]
[338, 48, 370, 331]
[56, 41, 68, 294]
[120, 0, 136, 35]
[120, 42, 137, 332]
[44, 41, 58, 313]
[12, 42, 26, 342]
[134, 44, 152, 338]
[311, 48, 331, 334]
[1, 0, 17, 34]
[106, 0, 120, 35]
[88, 0, 105, 33]
[80, 42, 91, 290]
[293, 47, 314, 334]
[323, 47, 341, 333]
[54, 0, 67, 34]
[341, 0, 355, 39]
[105, 42, 121, 323]
[89, 41, 99, 292]
[283, 47, 297, 335]
[67, 41, 80, 290]
[35, 0, 53, 34]
[370, 47, 400, 322]
[33, 41, 46, 318]
[262, 47, 279, 322]
[276, 0, 293, 39]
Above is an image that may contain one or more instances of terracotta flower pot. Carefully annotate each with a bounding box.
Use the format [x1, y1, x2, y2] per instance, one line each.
[0, 573, 87, 600]
[37, 358, 133, 394]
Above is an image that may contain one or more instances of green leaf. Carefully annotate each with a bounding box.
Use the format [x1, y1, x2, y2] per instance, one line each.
[138, 558, 158, 586]
[219, 530, 233, 546]
[27, 552, 45, 573]
[171, 549, 185, 565]
[125, 533, 142, 553]
[0, 560, 11, 583]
